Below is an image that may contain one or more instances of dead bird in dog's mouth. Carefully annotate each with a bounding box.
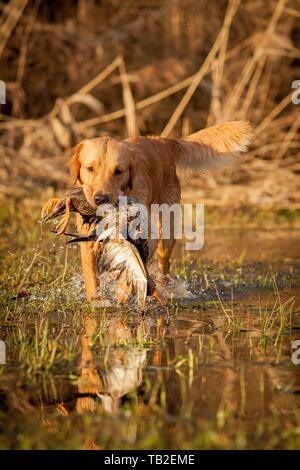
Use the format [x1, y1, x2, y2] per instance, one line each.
[41, 189, 165, 310]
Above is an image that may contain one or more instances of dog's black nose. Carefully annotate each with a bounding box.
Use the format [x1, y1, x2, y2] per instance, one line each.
[94, 193, 110, 205]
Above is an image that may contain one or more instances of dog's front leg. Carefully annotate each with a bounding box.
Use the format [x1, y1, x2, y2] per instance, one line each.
[80, 242, 98, 302]
[76, 214, 98, 302]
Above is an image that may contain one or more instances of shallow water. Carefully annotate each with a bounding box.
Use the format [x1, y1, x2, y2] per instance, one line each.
[0, 226, 300, 449]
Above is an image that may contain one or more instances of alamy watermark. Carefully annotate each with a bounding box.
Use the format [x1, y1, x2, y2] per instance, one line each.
[0, 340, 5, 364]
[95, 196, 204, 251]
[291, 340, 300, 365]
[291, 80, 300, 105]
[0, 80, 6, 105]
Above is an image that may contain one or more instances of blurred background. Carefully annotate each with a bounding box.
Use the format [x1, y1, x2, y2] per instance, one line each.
[0, 0, 299, 210]
[1, 2, 300, 451]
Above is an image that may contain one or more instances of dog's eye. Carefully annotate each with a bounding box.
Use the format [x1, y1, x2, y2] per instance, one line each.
[114, 168, 122, 176]
[87, 166, 94, 172]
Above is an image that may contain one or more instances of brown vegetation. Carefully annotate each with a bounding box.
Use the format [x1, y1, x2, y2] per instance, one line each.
[0, 0, 299, 207]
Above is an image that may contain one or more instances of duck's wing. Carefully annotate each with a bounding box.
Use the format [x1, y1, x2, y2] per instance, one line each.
[66, 230, 97, 244]
[99, 239, 148, 310]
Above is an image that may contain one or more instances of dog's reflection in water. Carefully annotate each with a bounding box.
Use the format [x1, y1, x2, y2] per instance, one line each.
[64, 314, 165, 448]
[72, 317, 165, 449]
[76, 316, 148, 415]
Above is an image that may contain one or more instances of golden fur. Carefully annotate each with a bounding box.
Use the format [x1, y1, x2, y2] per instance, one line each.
[69, 121, 252, 301]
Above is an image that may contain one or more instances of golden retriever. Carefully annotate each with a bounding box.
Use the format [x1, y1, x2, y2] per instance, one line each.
[69, 121, 252, 301]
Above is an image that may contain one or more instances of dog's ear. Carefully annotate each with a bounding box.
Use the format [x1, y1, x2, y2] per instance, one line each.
[127, 146, 136, 191]
[126, 148, 150, 206]
[69, 142, 83, 184]
[128, 163, 133, 190]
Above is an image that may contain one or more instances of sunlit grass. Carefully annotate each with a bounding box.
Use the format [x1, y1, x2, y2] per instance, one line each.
[0, 199, 300, 449]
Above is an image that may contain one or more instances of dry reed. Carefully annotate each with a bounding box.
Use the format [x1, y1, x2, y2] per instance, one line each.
[0, 0, 299, 208]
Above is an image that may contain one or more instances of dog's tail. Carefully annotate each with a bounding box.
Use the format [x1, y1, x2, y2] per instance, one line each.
[175, 121, 252, 174]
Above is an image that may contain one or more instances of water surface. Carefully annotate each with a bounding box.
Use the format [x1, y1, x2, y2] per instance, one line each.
[0, 226, 299, 449]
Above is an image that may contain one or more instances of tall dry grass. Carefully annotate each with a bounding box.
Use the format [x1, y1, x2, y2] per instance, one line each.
[0, 0, 299, 208]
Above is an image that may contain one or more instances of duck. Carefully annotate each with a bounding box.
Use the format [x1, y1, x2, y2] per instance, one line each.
[41, 189, 165, 310]
[41, 188, 97, 235]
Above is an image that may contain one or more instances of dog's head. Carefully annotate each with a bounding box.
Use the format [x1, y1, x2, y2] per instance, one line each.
[69, 137, 132, 207]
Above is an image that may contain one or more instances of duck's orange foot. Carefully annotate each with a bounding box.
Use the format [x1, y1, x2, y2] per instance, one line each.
[55, 197, 71, 235]
[152, 289, 166, 307]
[41, 197, 61, 220]
[91, 240, 102, 256]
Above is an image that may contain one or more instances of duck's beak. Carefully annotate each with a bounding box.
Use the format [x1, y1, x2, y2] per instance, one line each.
[66, 233, 97, 244]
